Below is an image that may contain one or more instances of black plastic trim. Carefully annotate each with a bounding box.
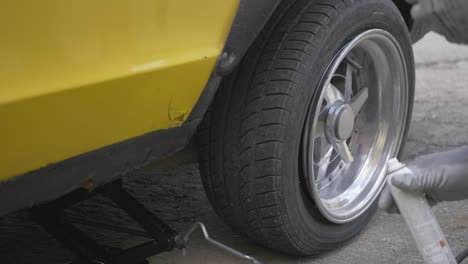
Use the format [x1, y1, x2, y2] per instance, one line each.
[215, 0, 281, 75]
[187, 0, 282, 122]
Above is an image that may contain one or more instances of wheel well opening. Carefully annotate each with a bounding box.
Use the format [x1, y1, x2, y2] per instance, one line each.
[392, 0, 414, 30]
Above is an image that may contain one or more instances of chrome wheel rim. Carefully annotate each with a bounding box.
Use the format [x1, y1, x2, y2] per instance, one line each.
[303, 29, 409, 223]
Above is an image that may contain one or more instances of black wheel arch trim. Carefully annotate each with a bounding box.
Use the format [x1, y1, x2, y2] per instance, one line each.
[188, 0, 414, 122]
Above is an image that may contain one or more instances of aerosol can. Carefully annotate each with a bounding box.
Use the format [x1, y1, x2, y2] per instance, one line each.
[387, 158, 457, 264]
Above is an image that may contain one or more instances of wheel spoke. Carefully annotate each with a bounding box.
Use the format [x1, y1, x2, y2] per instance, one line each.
[350, 87, 368, 115]
[315, 110, 328, 138]
[315, 120, 326, 139]
[324, 83, 344, 104]
[344, 63, 353, 102]
[316, 147, 333, 182]
[334, 141, 354, 163]
[344, 56, 363, 71]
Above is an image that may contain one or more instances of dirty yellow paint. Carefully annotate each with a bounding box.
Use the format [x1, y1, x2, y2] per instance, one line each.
[0, 0, 239, 180]
[168, 102, 189, 128]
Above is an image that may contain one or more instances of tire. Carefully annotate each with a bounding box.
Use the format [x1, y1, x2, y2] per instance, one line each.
[197, 0, 414, 256]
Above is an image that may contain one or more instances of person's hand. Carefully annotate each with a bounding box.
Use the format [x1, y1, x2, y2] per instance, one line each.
[406, 0, 468, 44]
[379, 146, 468, 213]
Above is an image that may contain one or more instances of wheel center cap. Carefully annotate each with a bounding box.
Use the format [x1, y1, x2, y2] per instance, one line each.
[333, 104, 355, 140]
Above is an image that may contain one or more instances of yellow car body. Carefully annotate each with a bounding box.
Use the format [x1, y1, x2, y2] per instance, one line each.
[1, 0, 238, 182]
[0, 0, 287, 215]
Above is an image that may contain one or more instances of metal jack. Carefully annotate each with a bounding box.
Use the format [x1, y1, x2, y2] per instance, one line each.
[175, 222, 263, 264]
[30, 180, 177, 264]
[30, 179, 263, 264]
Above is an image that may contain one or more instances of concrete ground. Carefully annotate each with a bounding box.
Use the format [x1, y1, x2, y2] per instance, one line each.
[2, 33, 468, 264]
